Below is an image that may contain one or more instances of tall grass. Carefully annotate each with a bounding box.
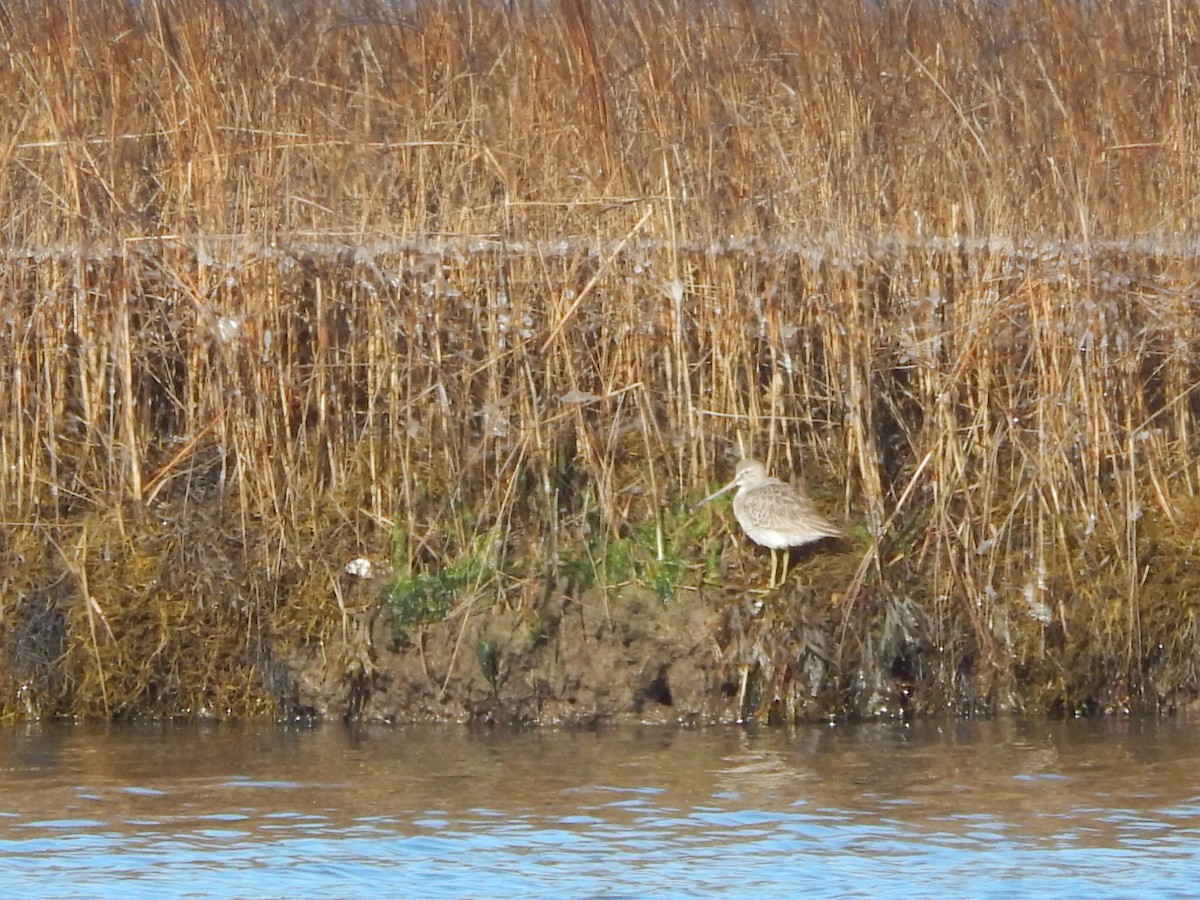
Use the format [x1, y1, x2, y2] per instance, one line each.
[1, 0, 1199, 718]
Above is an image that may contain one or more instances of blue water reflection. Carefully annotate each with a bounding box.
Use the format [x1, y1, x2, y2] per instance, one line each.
[1, 718, 1199, 897]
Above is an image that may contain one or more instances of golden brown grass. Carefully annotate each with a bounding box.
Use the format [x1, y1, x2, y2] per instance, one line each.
[2, 0, 1200, 719]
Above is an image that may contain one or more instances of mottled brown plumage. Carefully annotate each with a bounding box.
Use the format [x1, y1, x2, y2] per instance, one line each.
[699, 458, 840, 587]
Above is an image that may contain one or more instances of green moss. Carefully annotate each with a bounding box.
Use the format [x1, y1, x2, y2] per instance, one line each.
[386, 528, 501, 645]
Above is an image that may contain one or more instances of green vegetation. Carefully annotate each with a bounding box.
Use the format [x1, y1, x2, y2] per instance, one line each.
[386, 531, 498, 646]
[1, 0, 1199, 721]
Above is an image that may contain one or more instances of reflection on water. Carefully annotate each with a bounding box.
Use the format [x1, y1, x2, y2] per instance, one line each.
[1, 717, 1199, 897]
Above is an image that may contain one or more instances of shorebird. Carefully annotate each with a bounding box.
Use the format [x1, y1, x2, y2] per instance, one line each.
[698, 458, 841, 588]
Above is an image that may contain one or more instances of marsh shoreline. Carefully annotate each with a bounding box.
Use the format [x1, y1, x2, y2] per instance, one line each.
[4, 0, 1200, 721]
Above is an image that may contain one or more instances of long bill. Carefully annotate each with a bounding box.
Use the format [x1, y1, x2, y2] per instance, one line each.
[695, 478, 737, 509]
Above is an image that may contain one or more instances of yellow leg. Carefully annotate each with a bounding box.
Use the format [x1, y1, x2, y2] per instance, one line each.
[768, 549, 778, 589]
[779, 549, 790, 586]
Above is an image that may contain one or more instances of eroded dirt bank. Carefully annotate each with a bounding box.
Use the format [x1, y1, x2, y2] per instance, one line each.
[292, 588, 737, 726]
[289, 538, 902, 726]
[4, 489, 1199, 724]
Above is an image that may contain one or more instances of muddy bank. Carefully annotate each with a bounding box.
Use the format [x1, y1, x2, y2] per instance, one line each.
[295, 585, 733, 726]
[294, 530, 892, 725]
[0, 493, 892, 723]
[3, 482, 1199, 723]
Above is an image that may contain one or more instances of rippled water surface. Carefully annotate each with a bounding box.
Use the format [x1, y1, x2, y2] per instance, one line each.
[2, 717, 1199, 897]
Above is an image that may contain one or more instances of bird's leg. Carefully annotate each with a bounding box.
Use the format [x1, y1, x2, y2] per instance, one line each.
[768, 549, 778, 589]
[779, 549, 791, 586]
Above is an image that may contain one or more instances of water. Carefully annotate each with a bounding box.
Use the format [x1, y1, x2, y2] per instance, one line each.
[1, 717, 1199, 898]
